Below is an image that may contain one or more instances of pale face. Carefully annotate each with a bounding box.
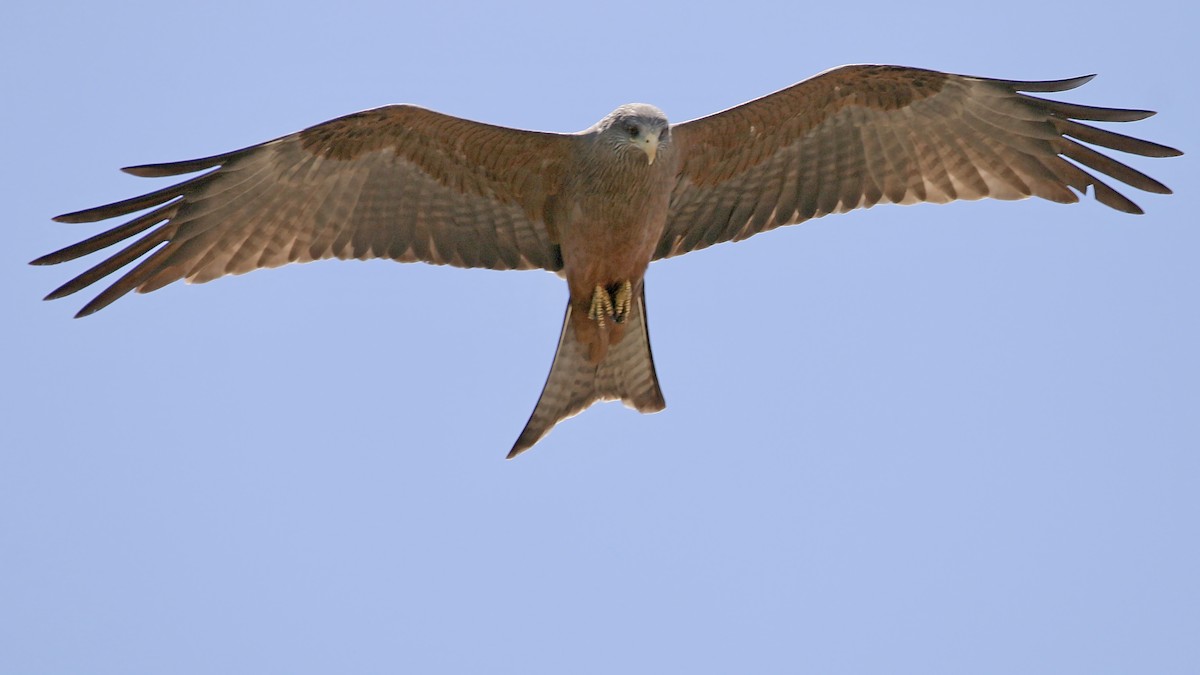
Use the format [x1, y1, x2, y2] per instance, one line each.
[600, 104, 671, 165]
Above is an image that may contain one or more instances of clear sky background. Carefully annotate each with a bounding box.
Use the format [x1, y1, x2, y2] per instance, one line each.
[3, 1, 1197, 673]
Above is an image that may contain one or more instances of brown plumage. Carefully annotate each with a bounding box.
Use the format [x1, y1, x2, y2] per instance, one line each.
[34, 65, 1181, 457]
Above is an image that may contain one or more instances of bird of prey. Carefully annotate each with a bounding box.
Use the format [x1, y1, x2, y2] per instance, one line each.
[35, 65, 1181, 457]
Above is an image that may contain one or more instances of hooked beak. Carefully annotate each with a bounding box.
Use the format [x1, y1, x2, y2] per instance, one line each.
[639, 134, 659, 165]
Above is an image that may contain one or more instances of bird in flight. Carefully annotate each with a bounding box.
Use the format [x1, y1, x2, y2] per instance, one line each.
[35, 65, 1181, 457]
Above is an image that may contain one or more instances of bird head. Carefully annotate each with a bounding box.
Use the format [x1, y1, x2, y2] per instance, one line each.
[598, 104, 670, 165]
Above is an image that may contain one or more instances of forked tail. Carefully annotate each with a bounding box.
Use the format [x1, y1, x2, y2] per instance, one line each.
[508, 288, 665, 458]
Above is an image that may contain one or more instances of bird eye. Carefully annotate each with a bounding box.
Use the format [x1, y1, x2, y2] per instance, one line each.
[658, 129, 668, 141]
[627, 125, 639, 138]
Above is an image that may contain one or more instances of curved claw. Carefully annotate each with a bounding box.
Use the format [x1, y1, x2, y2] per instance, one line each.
[588, 284, 615, 328]
[587, 280, 634, 327]
[613, 280, 633, 323]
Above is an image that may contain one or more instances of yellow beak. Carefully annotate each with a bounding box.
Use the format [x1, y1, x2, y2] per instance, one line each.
[640, 135, 659, 165]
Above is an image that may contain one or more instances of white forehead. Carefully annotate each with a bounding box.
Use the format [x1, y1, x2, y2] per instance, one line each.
[585, 103, 670, 134]
[612, 103, 668, 124]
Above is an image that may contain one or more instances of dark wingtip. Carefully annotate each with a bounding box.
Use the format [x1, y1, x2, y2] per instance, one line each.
[73, 298, 107, 318]
[1000, 74, 1096, 92]
[42, 276, 87, 302]
[53, 211, 95, 224]
[120, 162, 205, 177]
[120, 148, 243, 177]
[121, 165, 161, 177]
[1038, 74, 1096, 91]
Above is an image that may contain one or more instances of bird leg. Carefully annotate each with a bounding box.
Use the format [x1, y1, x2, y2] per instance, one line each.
[587, 280, 634, 328]
[612, 280, 633, 324]
[588, 285, 615, 329]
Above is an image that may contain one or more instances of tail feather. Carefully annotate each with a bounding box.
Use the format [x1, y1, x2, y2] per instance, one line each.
[508, 288, 665, 458]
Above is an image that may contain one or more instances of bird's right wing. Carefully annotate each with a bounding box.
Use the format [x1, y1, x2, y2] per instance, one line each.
[36, 105, 574, 317]
[656, 65, 1181, 260]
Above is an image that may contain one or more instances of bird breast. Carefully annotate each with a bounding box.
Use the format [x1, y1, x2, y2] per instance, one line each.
[555, 155, 676, 297]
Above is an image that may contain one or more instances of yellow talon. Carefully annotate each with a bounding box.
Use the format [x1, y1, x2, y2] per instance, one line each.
[588, 284, 614, 328]
[613, 280, 633, 323]
[587, 281, 633, 328]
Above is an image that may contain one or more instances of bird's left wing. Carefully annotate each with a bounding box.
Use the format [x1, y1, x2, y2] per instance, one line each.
[36, 105, 574, 317]
[655, 65, 1181, 260]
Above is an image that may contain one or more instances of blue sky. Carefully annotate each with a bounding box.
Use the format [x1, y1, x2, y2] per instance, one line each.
[3, 1, 1197, 673]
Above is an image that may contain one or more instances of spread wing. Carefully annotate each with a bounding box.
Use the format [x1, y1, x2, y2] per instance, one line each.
[35, 105, 573, 317]
[656, 65, 1182, 260]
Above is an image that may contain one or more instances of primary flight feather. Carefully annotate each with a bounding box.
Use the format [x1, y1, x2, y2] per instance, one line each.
[35, 64, 1182, 457]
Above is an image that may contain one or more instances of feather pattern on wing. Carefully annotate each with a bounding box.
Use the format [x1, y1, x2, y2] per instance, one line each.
[655, 65, 1182, 259]
[35, 106, 573, 316]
